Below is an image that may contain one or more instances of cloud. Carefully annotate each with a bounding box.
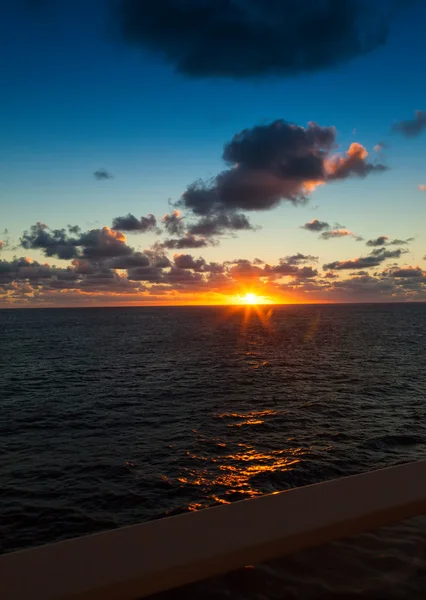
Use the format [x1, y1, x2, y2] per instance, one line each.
[390, 267, 424, 278]
[161, 234, 210, 249]
[111, 213, 158, 233]
[388, 237, 414, 245]
[162, 211, 185, 236]
[179, 121, 334, 215]
[173, 254, 206, 272]
[21, 223, 81, 260]
[118, 0, 392, 79]
[418, 184, 426, 191]
[374, 142, 387, 152]
[320, 228, 358, 240]
[2, 248, 426, 307]
[301, 219, 330, 232]
[104, 252, 151, 269]
[326, 143, 388, 180]
[188, 213, 257, 236]
[126, 266, 164, 282]
[324, 249, 406, 271]
[392, 110, 426, 137]
[94, 169, 113, 180]
[366, 235, 413, 247]
[366, 236, 389, 247]
[368, 248, 407, 259]
[264, 259, 318, 279]
[285, 253, 318, 265]
[164, 267, 204, 285]
[21, 223, 135, 261]
[177, 120, 388, 220]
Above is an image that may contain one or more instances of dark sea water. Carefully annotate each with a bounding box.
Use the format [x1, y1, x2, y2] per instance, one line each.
[1, 304, 426, 597]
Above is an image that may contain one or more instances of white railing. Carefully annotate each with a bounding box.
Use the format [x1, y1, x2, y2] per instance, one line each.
[1, 460, 426, 600]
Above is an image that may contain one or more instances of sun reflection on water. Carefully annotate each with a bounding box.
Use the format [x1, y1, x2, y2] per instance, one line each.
[178, 440, 309, 508]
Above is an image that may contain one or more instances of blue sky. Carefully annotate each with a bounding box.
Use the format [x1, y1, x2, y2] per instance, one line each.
[1, 1, 426, 305]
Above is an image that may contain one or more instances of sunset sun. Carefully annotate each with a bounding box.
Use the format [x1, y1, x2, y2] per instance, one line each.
[242, 293, 258, 305]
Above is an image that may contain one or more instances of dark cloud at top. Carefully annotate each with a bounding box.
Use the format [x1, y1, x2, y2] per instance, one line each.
[111, 213, 158, 233]
[177, 120, 387, 218]
[94, 169, 114, 180]
[301, 219, 330, 232]
[179, 121, 335, 216]
[118, 0, 392, 79]
[392, 110, 426, 137]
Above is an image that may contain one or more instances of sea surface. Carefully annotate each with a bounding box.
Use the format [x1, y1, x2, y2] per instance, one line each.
[1, 304, 426, 597]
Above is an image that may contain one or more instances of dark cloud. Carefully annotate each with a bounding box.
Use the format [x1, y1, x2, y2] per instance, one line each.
[94, 169, 113, 180]
[366, 235, 413, 247]
[366, 236, 389, 247]
[173, 254, 206, 272]
[285, 253, 318, 265]
[392, 110, 426, 137]
[229, 260, 264, 281]
[391, 268, 424, 278]
[143, 246, 172, 268]
[389, 237, 414, 245]
[126, 266, 164, 282]
[324, 248, 406, 271]
[21, 223, 80, 260]
[104, 252, 151, 269]
[75, 227, 133, 259]
[264, 260, 318, 279]
[164, 267, 203, 285]
[324, 256, 383, 270]
[369, 248, 407, 259]
[326, 143, 388, 180]
[301, 219, 330, 232]
[111, 213, 158, 233]
[161, 234, 210, 249]
[162, 211, 185, 236]
[118, 0, 392, 79]
[21, 223, 135, 261]
[188, 212, 256, 236]
[179, 121, 335, 216]
[0, 258, 78, 285]
[177, 120, 387, 219]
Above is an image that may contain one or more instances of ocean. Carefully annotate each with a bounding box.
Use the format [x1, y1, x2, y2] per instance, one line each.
[1, 304, 426, 597]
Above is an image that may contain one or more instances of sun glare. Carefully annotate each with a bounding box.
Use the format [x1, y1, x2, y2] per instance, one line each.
[243, 293, 258, 305]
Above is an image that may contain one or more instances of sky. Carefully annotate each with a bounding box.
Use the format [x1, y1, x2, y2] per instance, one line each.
[1, 0, 426, 307]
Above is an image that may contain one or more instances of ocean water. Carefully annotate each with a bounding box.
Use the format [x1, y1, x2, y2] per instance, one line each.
[1, 304, 426, 596]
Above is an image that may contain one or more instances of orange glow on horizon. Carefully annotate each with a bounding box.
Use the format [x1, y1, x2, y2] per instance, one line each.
[233, 292, 273, 305]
